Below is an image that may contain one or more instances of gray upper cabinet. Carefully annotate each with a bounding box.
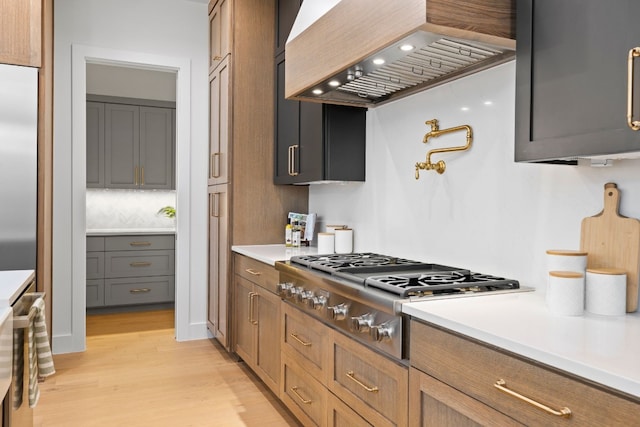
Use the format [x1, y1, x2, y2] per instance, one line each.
[515, 0, 640, 163]
[87, 99, 175, 189]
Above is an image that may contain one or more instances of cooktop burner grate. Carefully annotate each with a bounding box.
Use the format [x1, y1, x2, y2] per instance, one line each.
[290, 253, 425, 274]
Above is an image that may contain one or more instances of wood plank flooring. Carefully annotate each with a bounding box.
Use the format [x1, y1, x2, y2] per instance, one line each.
[33, 310, 300, 427]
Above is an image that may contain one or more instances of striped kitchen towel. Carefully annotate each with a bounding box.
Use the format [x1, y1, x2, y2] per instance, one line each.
[28, 297, 55, 408]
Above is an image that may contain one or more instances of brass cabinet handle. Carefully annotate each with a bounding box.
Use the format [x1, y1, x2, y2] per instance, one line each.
[346, 370, 379, 393]
[211, 152, 221, 178]
[245, 268, 262, 276]
[288, 145, 299, 176]
[494, 379, 571, 418]
[290, 386, 312, 404]
[141, 166, 145, 185]
[130, 288, 151, 294]
[210, 192, 220, 218]
[129, 261, 152, 267]
[129, 241, 151, 247]
[628, 47, 640, 130]
[248, 292, 258, 325]
[213, 55, 222, 61]
[134, 165, 139, 185]
[289, 333, 312, 347]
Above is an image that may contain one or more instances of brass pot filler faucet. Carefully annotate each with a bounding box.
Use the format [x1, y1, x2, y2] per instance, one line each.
[415, 119, 473, 179]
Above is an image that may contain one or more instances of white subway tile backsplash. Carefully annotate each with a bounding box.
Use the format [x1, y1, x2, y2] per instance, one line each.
[86, 189, 176, 230]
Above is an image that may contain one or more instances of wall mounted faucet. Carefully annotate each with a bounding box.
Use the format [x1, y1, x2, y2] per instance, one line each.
[415, 119, 473, 179]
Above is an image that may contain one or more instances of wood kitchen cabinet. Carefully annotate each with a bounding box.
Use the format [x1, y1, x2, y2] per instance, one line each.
[87, 99, 175, 189]
[409, 319, 640, 426]
[208, 56, 230, 186]
[515, 0, 640, 163]
[233, 254, 281, 395]
[208, 184, 229, 349]
[0, 0, 41, 67]
[208, 0, 231, 73]
[275, 0, 301, 58]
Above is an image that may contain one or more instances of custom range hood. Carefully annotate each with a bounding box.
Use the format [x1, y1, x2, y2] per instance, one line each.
[285, 0, 516, 107]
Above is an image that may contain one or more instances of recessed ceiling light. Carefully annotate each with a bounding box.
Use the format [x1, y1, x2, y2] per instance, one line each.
[329, 80, 340, 87]
[312, 89, 323, 95]
[400, 44, 415, 51]
[484, 100, 493, 106]
[461, 107, 470, 111]
[373, 58, 385, 65]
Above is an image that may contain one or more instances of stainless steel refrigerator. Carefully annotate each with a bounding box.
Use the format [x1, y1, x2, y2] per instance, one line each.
[0, 64, 38, 271]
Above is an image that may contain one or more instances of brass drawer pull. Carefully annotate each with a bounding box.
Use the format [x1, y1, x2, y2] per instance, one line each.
[129, 261, 152, 267]
[289, 333, 312, 347]
[494, 379, 571, 418]
[212, 152, 221, 178]
[130, 288, 151, 294]
[245, 268, 262, 276]
[129, 241, 151, 247]
[628, 47, 640, 130]
[290, 386, 312, 405]
[346, 371, 379, 393]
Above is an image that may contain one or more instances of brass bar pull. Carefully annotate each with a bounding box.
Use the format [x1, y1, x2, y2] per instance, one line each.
[627, 48, 640, 130]
[212, 152, 221, 178]
[134, 165, 139, 185]
[250, 293, 258, 325]
[287, 145, 293, 176]
[141, 166, 145, 185]
[494, 379, 571, 418]
[289, 333, 312, 347]
[129, 241, 151, 247]
[210, 153, 215, 178]
[290, 387, 312, 404]
[245, 268, 262, 276]
[346, 371, 379, 393]
[130, 288, 151, 294]
[291, 145, 299, 176]
[129, 261, 152, 267]
[247, 291, 255, 322]
[211, 192, 220, 218]
[213, 55, 222, 61]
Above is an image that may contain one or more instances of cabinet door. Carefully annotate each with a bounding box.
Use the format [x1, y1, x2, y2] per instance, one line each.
[105, 104, 139, 188]
[86, 102, 105, 188]
[255, 286, 281, 395]
[274, 53, 301, 184]
[234, 276, 255, 362]
[139, 106, 173, 189]
[209, 0, 231, 73]
[209, 56, 231, 185]
[0, 0, 41, 67]
[327, 393, 373, 427]
[515, 0, 640, 162]
[86, 279, 105, 308]
[275, 0, 301, 57]
[408, 368, 522, 427]
[208, 184, 229, 348]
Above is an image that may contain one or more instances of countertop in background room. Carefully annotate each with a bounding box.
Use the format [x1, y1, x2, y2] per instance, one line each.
[86, 228, 176, 236]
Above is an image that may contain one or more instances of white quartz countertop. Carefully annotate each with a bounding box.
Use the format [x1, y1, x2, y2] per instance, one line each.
[0, 270, 35, 306]
[87, 228, 176, 236]
[231, 244, 318, 266]
[402, 291, 640, 398]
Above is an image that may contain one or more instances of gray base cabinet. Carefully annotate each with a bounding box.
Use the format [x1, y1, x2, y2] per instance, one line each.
[86, 234, 175, 308]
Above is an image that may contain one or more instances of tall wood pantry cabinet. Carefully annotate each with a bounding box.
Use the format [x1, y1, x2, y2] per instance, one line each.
[206, 0, 308, 351]
[515, 0, 640, 163]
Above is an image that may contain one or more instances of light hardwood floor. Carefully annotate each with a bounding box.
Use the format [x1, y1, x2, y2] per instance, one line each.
[34, 310, 300, 427]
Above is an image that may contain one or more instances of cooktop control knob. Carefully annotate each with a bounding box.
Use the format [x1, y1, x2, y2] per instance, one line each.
[285, 286, 300, 299]
[327, 303, 348, 321]
[306, 295, 327, 310]
[370, 323, 393, 342]
[295, 289, 312, 303]
[349, 313, 374, 333]
[276, 282, 293, 296]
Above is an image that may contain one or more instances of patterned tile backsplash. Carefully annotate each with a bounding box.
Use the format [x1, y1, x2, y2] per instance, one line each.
[86, 189, 176, 230]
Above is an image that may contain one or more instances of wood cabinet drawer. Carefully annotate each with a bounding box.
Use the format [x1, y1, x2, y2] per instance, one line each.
[410, 320, 640, 426]
[282, 354, 327, 427]
[86, 279, 104, 307]
[234, 254, 278, 292]
[327, 392, 373, 427]
[329, 331, 408, 427]
[87, 236, 105, 251]
[104, 234, 174, 251]
[86, 252, 104, 279]
[104, 276, 175, 305]
[104, 250, 174, 278]
[282, 303, 330, 383]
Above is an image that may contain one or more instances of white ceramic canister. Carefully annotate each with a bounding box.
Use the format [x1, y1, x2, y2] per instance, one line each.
[326, 224, 347, 234]
[334, 228, 353, 254]
[547, 271, 585, 316]
[317, 232, 335, 254]
[585, 268, 627, 316]
[546, 250, 587, 302]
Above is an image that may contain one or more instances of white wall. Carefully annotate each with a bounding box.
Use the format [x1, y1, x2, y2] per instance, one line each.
[86, 63, 177, 101]
[309, 61, 640, 289]
[53, 0, 209, 353]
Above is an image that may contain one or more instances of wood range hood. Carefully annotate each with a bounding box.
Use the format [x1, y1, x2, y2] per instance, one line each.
[285, 0, 516, 108]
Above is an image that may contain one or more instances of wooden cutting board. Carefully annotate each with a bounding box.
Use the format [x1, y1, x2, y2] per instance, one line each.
[580, 183, 640, 312]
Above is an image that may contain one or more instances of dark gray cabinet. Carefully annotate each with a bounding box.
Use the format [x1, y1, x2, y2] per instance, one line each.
[87, 100, 175, 189]
[515, 0, 640, 163]
[275, 0, 301, 57]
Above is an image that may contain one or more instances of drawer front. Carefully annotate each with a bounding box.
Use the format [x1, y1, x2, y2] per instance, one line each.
[282, 354, 327, 427]
[327, 392, 373, 427]
[329, 332, 408, 427]
[234, 254, 278, 292]
[104, 250, 175, 278]
[104, 276, 175, 306]
[410, 320, 640, 427]
[87, 236, 105, 251]
[282, 303, 329, 383]
[86, 279, 105, 307]
[104, 234, 174, 251]
[87, 252, 105, 279]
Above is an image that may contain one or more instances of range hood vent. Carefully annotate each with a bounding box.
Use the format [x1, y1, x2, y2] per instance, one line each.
[285, 0, 516, 108]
